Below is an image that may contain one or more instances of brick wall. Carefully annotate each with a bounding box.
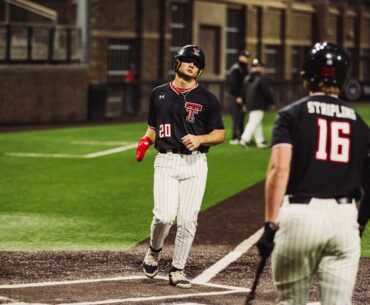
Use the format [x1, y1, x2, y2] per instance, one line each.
[0, 66, 88, 125]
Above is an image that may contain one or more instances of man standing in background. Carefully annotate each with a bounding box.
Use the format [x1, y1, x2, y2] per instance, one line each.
[226, 50, 250, 145]
[240, 59, 274, 148]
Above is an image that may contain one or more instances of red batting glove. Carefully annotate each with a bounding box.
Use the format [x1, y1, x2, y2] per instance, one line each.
[136, 136, 153, 161]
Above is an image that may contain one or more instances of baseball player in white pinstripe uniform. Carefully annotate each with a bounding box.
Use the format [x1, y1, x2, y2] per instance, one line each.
[256, 42, 370, 305]
[135, 45, 225, 288]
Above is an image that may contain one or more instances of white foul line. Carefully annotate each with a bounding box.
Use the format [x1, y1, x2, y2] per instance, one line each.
[4, 152, 84, 158]
[56, 289, 246, 305]
[71, 141, 130, 146]
[4, 144, 137, 159]
[0, 275, 245, 292]
[0, 276, 145, 289]
[85, 144, 137, 158]
[192, 228, 263, 284]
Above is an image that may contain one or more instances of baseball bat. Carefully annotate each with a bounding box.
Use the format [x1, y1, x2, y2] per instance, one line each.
[245, 256, 268, 305]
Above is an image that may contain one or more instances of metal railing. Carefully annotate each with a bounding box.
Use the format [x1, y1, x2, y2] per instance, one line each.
[0, 22, 80, 64]
[3, 0, 58, 22]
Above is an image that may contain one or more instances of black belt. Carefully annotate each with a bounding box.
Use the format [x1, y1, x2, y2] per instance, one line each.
[288, 195, 353, 204]
[158, 148, 201, 155]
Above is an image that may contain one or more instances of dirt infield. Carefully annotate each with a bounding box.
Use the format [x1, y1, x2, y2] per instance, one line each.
[0, 182, 369, 305]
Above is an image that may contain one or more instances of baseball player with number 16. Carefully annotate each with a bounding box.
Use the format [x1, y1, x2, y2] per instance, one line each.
[135, 45, 225, 288]
[256, 42, 370, 305]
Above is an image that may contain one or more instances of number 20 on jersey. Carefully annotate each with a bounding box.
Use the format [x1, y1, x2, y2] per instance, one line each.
[159, 124, 171, 138]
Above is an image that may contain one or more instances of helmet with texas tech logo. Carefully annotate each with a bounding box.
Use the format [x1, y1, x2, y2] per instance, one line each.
[174, 45, 205, 77]
[300, 42, 350, 89]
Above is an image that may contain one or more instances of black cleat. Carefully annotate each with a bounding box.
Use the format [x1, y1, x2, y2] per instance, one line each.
[143, 248, 160, 278]
[239, 140, 253, 148]
[256, 141, 269, 148]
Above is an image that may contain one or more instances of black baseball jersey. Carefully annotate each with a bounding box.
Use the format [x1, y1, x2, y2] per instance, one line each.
[241, 72, 274, 111]
[272, 94, 369, 198]
[148, 82, 224, 153]
[226, 62, 248, 96]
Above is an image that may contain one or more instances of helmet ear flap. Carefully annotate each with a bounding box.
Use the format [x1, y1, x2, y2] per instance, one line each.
[175, 59, 181, 72]
[196, 69, 203, 79]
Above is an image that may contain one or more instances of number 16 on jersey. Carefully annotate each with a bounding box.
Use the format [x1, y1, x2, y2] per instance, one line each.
[316, 118, 350, 163]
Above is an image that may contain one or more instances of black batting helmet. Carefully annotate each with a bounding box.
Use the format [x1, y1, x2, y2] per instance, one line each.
[174, 45, 205, 76]
[301, 42, 350, 88]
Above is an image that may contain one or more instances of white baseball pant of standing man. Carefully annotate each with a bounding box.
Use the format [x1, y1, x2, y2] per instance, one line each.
[150, 152, 208, 269]
[240, 110, 265, 145]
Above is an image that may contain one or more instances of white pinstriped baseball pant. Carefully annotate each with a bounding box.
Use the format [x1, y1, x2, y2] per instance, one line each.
[272, 197, 360, 305]
[149, 152, 208, 269]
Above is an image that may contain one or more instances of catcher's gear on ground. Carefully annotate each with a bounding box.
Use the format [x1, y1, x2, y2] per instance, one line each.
[300, 42, 350, 88]
[174, 45, 205, 77]
[245, 256, 268, 305]
[136, 136, 152, 161]
[256, 222, 279, 259]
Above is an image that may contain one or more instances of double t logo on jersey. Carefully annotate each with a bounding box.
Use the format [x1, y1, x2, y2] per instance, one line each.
[184, 102, 203, 123]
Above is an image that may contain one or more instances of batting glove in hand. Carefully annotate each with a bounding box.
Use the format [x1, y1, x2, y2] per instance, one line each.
[136, 136, 152, 162]
[256, 222, 279, 259]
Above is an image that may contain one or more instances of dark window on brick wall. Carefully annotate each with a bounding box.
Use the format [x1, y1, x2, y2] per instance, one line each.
[226, 8, 244, 70]
[169, 1, 191, 75]
[346, 48, 358, 79]
[107, 39, 137, 82]
[360, 49, 370, 81]
[291, 46, 310, 78]
[265, 45, 281, 79]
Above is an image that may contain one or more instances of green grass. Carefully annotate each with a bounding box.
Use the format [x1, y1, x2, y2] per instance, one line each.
[0, 105, 370, 256]
[0, 117, 272, 251]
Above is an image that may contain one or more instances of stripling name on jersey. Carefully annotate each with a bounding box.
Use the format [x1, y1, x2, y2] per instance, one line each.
[307, 101, 356, 120]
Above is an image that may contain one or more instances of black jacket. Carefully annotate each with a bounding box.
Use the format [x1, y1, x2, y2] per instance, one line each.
[226, 62, 248, 96]
[242, 72, 274, 111]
